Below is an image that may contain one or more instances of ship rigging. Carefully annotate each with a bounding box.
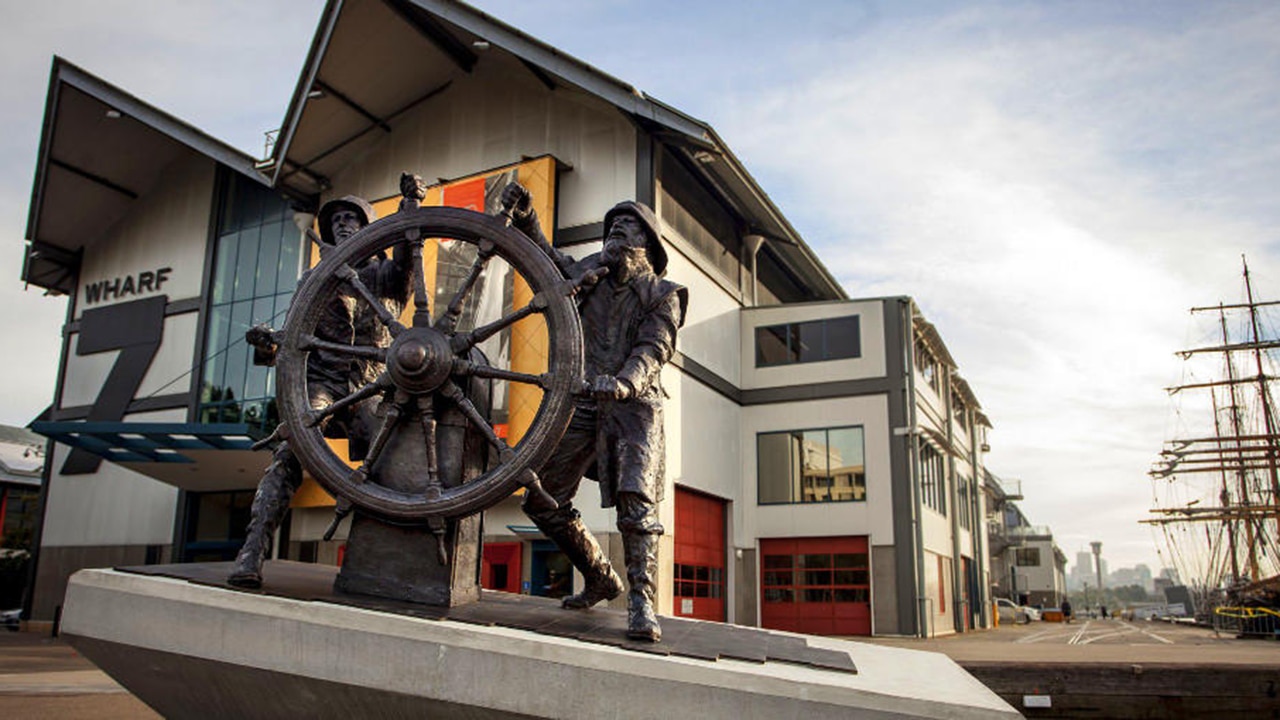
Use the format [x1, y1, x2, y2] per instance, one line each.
[1144, 257, 1280, 604]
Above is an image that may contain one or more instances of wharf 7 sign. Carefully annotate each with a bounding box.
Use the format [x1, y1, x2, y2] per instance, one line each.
[83, 267, 172, 305]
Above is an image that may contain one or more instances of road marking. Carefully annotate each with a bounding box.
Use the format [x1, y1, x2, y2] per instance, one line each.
[1079, 627, 1138, 645]
[1067, 621, 1091, 645]
[1123, 620, 1174, 644]
[1016, 626, 1078, 643]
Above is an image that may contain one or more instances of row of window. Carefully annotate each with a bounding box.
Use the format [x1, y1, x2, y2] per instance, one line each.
[920, 444, 947, 515]
[199, 175, 303, 433]
[957, 474, 973, 530]
[1014, 547, 1041, 567]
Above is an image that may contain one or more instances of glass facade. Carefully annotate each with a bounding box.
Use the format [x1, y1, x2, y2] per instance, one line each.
[198, 174, 305, 432]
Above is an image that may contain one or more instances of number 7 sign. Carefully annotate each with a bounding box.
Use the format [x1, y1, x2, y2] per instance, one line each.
[61, 295, 168, 474]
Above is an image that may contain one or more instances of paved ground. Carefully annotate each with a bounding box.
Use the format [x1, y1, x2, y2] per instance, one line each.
[0, 631, 158, 719]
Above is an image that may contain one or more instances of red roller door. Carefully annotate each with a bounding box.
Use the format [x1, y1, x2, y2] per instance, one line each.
[673, 488, 726, 621]
[760, 536, 871, 636]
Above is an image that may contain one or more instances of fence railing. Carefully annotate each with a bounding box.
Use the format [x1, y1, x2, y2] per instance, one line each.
[1213, 606, 1280, 639]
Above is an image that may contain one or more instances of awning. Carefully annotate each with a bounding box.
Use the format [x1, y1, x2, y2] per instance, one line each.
[29, 421, 270, 492]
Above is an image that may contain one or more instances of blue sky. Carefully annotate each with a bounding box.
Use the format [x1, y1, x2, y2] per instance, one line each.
[4, 0, 1279, 574]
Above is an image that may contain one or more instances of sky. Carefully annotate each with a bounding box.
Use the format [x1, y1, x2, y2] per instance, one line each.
[3, 0, 1279, 576]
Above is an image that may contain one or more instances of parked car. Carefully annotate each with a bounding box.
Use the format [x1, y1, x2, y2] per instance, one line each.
[1, 608, 19, 632]
[995, 598, 1040, 623]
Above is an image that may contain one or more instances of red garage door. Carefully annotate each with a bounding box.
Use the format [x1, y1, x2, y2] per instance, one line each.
[482, 542, 522, 594]
[673, 488, 726, 621]
[760, 536, 871, 636]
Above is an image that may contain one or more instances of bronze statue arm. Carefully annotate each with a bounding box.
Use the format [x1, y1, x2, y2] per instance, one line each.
[614, 291, 682, 397]
[500, 182, 576, 278]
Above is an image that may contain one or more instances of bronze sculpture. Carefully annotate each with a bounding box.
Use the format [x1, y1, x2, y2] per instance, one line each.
[228, 171, 684, 641]
[501, 182, 688, 642]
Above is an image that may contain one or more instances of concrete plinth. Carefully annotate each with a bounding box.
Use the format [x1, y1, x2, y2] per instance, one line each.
[62, 566, 1019, 719]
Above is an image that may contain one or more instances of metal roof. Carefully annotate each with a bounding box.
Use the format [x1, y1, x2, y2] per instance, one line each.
[22, 58, 267, 294]
[270, 0, 845, 301]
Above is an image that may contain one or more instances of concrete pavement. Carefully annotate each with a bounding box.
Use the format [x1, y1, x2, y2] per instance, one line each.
[0, 630, 158, 719]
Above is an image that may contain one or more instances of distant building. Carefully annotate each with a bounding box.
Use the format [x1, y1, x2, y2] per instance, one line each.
[0, 425, 44, 609]
[1109, 564, 1153, 594]
[983, 476, 1066, 607]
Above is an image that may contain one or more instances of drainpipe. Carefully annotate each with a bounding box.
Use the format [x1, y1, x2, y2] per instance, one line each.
[945, 372, 965, 632]
[742, 234, 766, 306]
[970, 423, 989, 627]
[903, 301, 927, 637]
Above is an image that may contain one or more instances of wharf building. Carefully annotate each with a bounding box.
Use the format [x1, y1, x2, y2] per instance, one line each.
[21, 0, 996, 636]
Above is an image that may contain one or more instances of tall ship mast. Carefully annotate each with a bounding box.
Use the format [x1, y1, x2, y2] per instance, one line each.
[1144, 257, 1280, 611]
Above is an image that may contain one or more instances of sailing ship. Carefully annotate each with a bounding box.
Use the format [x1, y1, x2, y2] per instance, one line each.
[1145, 257, 1280, 616]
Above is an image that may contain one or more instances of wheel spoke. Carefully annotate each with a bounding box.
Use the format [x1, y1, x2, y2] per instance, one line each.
[440, 380, 513, 462]
[417, 396, 443, 500]
[304, 375, 391, 429]
[450, 293, 548, 354]
[337, 263, 407, 337]
[435, 239, 495, 334]
[351, 395, 405, 485]
[299, 334, 387, 362]
[409, 234, 432, 327]
[452, 357, 552, 389]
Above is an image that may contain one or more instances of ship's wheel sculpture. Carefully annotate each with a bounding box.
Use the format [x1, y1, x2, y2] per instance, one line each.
[270, 203, 600, 604]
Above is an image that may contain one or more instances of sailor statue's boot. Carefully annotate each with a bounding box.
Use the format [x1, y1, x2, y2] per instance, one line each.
[227, 445, 299, 588]
[537, 516, 624, 609]
[623, 531, 662, 642]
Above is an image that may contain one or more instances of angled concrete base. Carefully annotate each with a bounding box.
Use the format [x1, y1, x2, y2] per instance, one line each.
[62, 567, 1018, 719]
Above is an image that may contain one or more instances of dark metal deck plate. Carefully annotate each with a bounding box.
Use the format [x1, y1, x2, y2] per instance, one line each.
[118, 561, 857, 675]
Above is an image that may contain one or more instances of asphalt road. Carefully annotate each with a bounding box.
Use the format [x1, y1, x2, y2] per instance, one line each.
[858, 617, 1280, 665]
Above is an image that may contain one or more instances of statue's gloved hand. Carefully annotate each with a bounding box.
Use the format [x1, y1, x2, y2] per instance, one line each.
[400, 172, 427, 202]
[590, 374, 632, 401]
[246, 323, 279, 366]
[499, 182, 536, 231]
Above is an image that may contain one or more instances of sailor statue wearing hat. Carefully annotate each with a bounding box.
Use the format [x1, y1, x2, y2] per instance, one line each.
[228, 188, 413, 588]
[501, 182, 688, 642]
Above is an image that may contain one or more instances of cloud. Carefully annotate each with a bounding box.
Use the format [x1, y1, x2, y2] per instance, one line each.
[700, 1, 1280, 570]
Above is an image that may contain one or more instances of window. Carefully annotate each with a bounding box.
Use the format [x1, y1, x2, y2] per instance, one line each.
[1015, 548, 1041, 566]
[198, 173, 305, 432]
[919, 444, 947, 516]
[937, 555, 947, 614]
[952, 392, 969, 432]
[657, 147, 742, 287]
[755, 315, 861, 367]
[181, 490, 254, 562]
[758, 426, 866, 505]
[675, 563, 724, 601]
[915, 339, 940, 392]
[957, 474, 972, 530]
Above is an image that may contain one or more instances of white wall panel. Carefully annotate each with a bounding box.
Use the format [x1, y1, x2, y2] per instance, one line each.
[741, 300, 886, 389]
[667, 371, 740, 502]
[40, 409, 185, 547]
[58, 312, 200, 409]
[74, 155, 214, 317]
[663, 246, 742, 386]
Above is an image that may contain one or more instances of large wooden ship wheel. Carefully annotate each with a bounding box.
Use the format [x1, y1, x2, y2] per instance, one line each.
[275, 206, 596, 524]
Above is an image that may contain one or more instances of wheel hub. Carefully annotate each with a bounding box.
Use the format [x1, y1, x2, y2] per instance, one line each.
[387, 327, 453, 394]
